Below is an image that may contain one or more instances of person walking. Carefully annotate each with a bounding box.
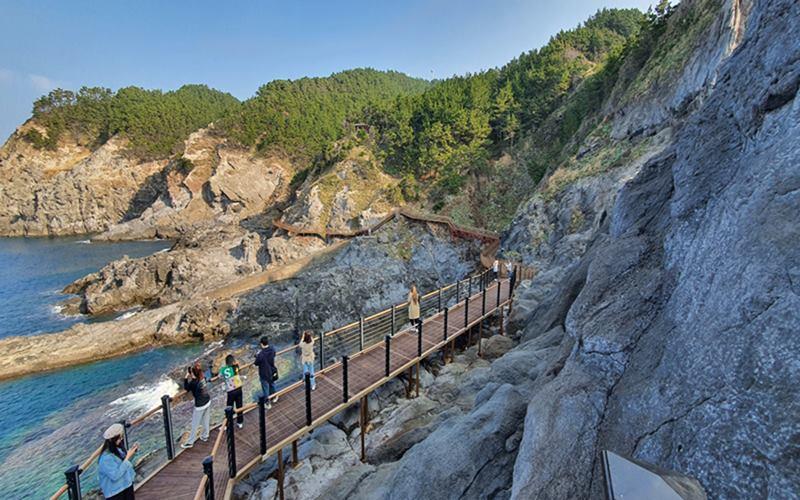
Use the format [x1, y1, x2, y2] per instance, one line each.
[492, 259, 499, 281]
[408, 284, 421, 326]
[98, 423, 138, 499]
[255, 337, 279, 408]
[505, 261, 516, 292]
[220, 354, 244, 428]
[300, 330, 317, 390]
[182, 361, 211, 448]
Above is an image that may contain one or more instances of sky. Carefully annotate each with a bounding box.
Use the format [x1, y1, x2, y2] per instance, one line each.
[0, 0, 656, 142]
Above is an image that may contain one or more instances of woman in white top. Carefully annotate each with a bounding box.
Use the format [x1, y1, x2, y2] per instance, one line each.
[300, 330, 316, 390]
[408, 284, 420, 326]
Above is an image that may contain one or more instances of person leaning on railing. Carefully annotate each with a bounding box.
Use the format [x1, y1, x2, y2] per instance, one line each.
[98, 423, 138, 499]
[255, 337, 279, 408]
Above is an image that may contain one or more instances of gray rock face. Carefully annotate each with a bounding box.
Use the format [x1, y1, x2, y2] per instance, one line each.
[232, 218, 482, 343]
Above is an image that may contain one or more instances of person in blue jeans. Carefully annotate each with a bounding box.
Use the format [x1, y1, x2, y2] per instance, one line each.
[254, 336, 278, 408]
[97, 423, 138, 499]
[300, 330, 316, 390]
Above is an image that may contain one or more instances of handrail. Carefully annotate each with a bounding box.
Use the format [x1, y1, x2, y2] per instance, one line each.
[50, 221, 524, 499]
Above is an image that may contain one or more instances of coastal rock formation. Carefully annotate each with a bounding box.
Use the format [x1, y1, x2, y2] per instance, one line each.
[0, 130, 167, 236]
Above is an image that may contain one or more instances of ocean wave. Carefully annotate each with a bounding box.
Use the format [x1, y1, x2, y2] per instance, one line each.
[75, 239, 92, 244]
[109, 378, 181, 415]
[116, 310, 139, 321]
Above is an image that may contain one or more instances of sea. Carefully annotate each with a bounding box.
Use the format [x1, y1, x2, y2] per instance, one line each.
[0, 236, 205, 498]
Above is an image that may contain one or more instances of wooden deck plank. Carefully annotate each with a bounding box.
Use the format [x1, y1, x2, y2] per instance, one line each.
[136, 279, 511, 500]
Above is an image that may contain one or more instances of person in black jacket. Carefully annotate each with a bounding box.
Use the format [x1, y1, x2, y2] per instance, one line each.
[182, 361, 211, 448]
[254, 337, 279, 408]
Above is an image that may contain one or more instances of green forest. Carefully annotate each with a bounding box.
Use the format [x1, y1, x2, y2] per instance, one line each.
[23, 6, 678, 224]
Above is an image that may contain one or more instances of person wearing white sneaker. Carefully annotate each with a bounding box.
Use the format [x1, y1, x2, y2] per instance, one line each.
[182, 362, 211, 448]
[300, 330, 317, 391]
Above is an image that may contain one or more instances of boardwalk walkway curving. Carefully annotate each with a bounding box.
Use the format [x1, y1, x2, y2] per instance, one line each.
[135, 278, 512, 500]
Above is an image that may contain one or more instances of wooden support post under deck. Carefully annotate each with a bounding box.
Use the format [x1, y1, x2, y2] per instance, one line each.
[277, 449, 285, 500]
[359, 396, 368, 462]
[415, 361, 420, 398]
[478, 319, 483, 357]
[291, 441, 300, 469]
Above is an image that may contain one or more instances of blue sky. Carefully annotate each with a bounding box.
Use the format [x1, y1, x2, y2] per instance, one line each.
[0, 0, 655, 142]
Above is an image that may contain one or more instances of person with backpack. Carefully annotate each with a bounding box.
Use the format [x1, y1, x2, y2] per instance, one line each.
[408, 283, 421, 326]
[255, 337, 279, 408]
[300, 330, 316, 390]
[182, 361, 211, 448]
[97, 423, 138, 499]
[220, 354, 244, 428]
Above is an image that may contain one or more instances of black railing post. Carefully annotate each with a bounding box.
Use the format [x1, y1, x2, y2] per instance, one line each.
[258, 395, 267, 455]
[304, 372, 313, 426]
[225, 406, 237, 478]
[319, 331, 325, 368]
[390, 305, 396, 335]
[497, 277, 501, 308]
[342, 355, 350, 403]
[65, 465, 81, 500]
[464, 295, 469, 328]
[438, 287, 443, 311]
[417, 320, 423, 357]
[482, 287, 487, 316]
[161, 394, 175, 460]
[359, 317, 365, 350]
[385, 335, 391, 376]
[202, 456, 215, 500]
[119, 419, 129, 450]
[443, 307, 449, 341]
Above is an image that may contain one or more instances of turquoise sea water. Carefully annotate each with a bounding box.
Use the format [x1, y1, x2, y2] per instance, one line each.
[0, 237, 205, 498]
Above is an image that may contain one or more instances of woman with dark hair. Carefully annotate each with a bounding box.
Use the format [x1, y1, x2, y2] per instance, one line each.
[182, 361, 211, 448]
[220, 354, 244, 428]
[97, 423, 138, 499]
[300, 330, 316, 390]
[408, 284, 421, 326]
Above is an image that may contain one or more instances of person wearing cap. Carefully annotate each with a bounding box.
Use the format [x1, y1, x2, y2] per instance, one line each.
[98, 423, 138, 499]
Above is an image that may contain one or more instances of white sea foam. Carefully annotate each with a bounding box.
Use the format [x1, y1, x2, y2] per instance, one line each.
[75, 239, 92, 244]
[155, 248, 169, 254]
[109, 378, 181, 414]
[116, 310, 138, 321]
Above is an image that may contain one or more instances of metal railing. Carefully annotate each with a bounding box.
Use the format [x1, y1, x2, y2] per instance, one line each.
[50, 266, 515, 499]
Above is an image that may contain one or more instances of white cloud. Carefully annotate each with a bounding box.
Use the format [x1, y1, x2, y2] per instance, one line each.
[28, 74, 57, 92]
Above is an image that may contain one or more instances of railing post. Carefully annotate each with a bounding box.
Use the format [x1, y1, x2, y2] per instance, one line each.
[497, 278, 501, 308]
[417, 320, 423, 357]
[342, 355, 350, 403]
[203, 456, 215, 500]
[225, 406, 237, 478]
[438, 287, 443, 311]
[119, 419, 129, 450]
[304, 372, 313, 426]
[456, 280, 460, 301]
[464, 295, 469, 328]
[384, 335, 392, 377]
[390, 305, 396, 335]
[258, 395, 267, 455]
[319, 331, 325, 368]
[161, 394, 175, 460]
[482, 287, 487, 316]
[443, 307, 449, 341]
[65, 465, 81, 500]
[359, 317, 365, 350]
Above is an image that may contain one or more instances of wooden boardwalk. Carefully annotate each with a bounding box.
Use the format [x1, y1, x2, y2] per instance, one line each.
[135, 279, 511, 500]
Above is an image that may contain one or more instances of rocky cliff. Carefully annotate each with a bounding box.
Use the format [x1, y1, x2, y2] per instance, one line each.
[235, 0, 799, 498]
